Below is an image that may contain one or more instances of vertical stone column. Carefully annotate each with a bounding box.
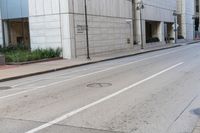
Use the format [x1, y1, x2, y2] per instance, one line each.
[135, 14, 146, 48]
[199, 0, 200, 32]
[2, 21, 9, 47]
[57, 0, 77, 59]
[60, 13, 75, 59]
[158, 22, 165, 44]
[142, 20, 146, 47]
[0, 21, 3, 47]
[0, 10, 3, 47]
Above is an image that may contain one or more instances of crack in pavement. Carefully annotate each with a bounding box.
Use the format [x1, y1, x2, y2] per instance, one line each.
[166, 95, 199, 132]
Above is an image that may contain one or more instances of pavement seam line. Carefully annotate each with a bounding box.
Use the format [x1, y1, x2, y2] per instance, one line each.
[25, 62, 184, 133]
[0, 50, 178, 100]
[0, 117, 124, 133]
[166, 95, 199, 132]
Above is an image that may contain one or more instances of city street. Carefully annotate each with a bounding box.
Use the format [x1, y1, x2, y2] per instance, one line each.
[1, 43, 200, 133]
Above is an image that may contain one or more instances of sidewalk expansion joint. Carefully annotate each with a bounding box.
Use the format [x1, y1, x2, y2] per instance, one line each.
[0, 117, 125, 133]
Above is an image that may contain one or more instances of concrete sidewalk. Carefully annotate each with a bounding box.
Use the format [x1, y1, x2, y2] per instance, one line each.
[192, 120, 200, 133]
[0, 42, 197, 82]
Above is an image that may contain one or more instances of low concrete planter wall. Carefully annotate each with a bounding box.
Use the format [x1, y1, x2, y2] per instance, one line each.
[6, 57, 62, 65]
[0, 55, 5, 65]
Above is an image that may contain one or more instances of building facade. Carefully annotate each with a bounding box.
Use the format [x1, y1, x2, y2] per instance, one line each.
[177, 0, 195, 40]
[0, 0, 30, 47]
[134, 0, 177, 48]
[0, 0, 197, 59]
[29, 0, 133, 58]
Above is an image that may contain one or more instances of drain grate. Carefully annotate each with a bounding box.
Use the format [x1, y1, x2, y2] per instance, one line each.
[0, 86, 12, 90]
[87, 83, 112, 88]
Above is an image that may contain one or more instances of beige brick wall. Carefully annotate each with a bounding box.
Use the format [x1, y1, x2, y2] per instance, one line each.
[177, 0, 195, 40]
[70, 0, 133, 57]
[29, 0, 133, 58]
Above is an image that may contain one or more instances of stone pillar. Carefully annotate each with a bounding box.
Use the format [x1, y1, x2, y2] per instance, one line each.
[199, 0, 200, 32]
[2, 21, 9, 47]
[60, 13, 75, 59]
[135, 11, 146, 49]
[0, 20, 3, 47]
[0, 10, 3, 47]
[158, 22, 165, 43]
[28, 0, 75, 59]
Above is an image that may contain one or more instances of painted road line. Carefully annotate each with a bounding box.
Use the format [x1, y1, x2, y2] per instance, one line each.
[0, 50, 178, 100]
[25, 62, 184, 133]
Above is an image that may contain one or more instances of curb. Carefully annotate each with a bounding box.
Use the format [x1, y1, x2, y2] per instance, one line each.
[6, 57, 63, 65]
[0, 43, 194, 82]
[192, 121, 200, 133]
[187, 40, 200, 45]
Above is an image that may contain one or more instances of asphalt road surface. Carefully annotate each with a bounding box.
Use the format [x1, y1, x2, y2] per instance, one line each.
[1, 43, 200, 133]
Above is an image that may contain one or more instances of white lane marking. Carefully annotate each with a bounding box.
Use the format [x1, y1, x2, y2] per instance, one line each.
[0, 51, 177, 100]
[25, 62, 184, 133]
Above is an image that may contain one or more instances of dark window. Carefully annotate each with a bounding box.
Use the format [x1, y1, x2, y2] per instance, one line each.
[196, 5, 199, 13]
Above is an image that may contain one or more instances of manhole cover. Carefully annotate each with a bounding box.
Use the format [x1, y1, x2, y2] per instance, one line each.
[0, 86, 12, 90]
[87, 83, 112, 88]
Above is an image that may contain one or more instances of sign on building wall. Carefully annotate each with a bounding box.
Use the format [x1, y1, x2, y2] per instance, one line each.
[77, 25, 86, 33]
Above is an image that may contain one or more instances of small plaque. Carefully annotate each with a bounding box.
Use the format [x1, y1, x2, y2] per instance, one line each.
[77, 25, 86, 33]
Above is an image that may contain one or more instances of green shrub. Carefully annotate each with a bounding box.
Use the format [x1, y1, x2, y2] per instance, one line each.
[3, 48, 62, 63]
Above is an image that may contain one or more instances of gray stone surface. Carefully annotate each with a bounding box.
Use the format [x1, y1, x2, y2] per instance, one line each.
[0, 54, 5, 65]
[192, 120, 200, 133]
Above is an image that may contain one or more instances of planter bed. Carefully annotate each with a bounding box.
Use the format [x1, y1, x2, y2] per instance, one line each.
[1, 47, 62, 65]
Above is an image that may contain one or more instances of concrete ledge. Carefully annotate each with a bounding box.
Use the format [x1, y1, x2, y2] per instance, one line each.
[0, 55, 5, 65]
[187, 40, 200, 44]
[6, 57, 62, 65]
